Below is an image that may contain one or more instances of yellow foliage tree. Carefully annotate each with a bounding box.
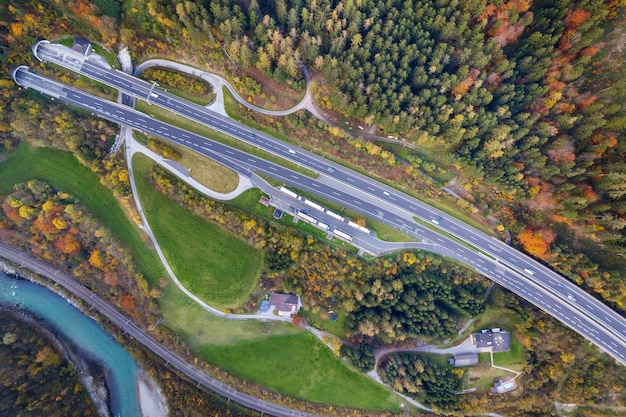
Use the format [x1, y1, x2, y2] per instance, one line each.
[52, 217, 68, 230]
[18, 205, 37, 220]
[88, 249, 104, 269]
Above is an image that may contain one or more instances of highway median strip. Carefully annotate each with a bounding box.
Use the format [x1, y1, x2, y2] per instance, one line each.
[134, 101, 319, 180]
[412, 216, 496, 261]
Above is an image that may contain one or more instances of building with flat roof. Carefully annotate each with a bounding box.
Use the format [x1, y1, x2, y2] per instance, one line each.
[472, 330, 511, 352]
[449, 352, 479, 367]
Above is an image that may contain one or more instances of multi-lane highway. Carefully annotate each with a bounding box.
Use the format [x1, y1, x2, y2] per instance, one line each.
[32, 41, 626, 352]
[12, 64, 626, 367]
[0, 242, 320, 417]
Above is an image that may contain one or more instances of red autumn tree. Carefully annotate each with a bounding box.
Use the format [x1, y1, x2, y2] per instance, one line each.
[518, 227, 556, 260]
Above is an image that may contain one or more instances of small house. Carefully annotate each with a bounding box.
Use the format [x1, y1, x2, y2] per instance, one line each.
[269, 292, 302, 317]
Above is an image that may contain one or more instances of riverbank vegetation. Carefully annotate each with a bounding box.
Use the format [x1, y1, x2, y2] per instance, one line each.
[0, 310, 97, 416]
[0, 179, 159, 318]
[0, 144, 165, 284]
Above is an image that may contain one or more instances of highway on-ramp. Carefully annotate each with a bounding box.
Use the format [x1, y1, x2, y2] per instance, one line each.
[12, 65, 626, 367]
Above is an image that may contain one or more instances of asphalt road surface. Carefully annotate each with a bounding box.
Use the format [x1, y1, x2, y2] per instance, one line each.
[0, 243, 321, 417]
[13, 58, 626, 367]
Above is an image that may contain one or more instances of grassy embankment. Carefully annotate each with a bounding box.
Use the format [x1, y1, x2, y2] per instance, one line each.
[133, 131, 239, 194]
[137, 67, 216, 106]
[133, 154, 404, 411]
[132, 154, 261, 309]
[200, 332, 402, 411]
[0, 144, 164, 284]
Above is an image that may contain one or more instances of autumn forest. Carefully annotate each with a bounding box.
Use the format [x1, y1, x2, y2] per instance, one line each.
[1, 0, 626, 416]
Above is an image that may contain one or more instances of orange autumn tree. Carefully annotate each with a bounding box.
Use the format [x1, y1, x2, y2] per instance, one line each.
[518, 227, 556, 260]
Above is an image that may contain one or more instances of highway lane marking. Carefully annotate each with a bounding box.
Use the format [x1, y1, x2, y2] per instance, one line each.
[450, 225, 458, 231]
[193, 143, 199, 147]
[225, 149, 234, 155]
[185, 141, 192, 144]
[290, 175, 299, 179]
[312, 183, 320, 188]
[268, 166, 277, 171]
[247, 158, 255, 163]
[332, 191, 341, 196]
[40, 69, 626, 360]
[346, 178, 355, 182]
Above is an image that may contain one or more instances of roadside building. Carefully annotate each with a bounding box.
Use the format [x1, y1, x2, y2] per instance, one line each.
[71, 37, 92, 56]
[449, 352, 479, 367]
[269, 293, 303, 317]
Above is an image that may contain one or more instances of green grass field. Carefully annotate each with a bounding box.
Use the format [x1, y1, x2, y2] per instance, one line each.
[133, 154, 261, 309]
[493, 335, 525, 370]
[199, 332, 402, 411]
[0, 144, 165, 284]
[159, 284, 299, 347]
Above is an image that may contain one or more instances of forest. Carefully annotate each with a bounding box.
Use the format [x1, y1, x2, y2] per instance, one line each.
[102, 0, 626, 314]
[0, 180, 159, 317]
[0, 310, 97, 416]
[1, 0, 626, 415]
[378, 353, 462, 410]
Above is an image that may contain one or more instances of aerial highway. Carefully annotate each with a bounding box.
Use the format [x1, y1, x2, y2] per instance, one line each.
[12, 65, 626, 367]
[32, 40, 626, 350]
[0, 242, 321, 417]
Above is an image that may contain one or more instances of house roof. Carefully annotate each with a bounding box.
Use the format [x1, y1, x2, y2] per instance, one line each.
[472, 330, 511, 352]
[270, 292, 302, 312]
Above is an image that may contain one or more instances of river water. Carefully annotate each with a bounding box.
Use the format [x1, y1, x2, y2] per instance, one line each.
[0, 271, 141, 417]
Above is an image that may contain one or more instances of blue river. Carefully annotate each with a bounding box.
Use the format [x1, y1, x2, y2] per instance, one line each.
[0, 271, 141, 417]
